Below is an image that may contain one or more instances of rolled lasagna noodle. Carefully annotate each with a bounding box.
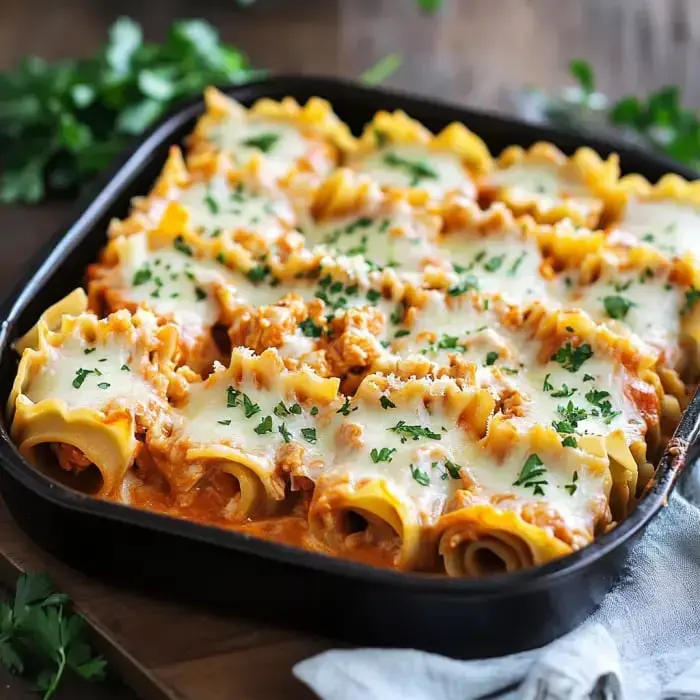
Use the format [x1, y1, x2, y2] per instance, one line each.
[479, 142, 619, 228]
[146, 348, 339, 520]
[346, 109, 491, 198]
[188, 87, 353, 180]
[9, 309, 173, 496]
[308, 372, 496, 569]
[436, 422, 612, 578]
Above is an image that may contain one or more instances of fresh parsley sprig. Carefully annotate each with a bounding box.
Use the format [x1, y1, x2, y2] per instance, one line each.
[0, 18, 257, 203]
[0, 573, 106, 699]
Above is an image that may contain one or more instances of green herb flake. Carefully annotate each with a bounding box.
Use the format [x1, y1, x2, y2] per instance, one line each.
[383, 152, 438, 186]
[380, 395, 396, 410]
[132, 265, 152, 286]
[389, 421, 441, 443]
[513, 453, 547, 495]
[410, 464, 431, 486]
[217, 419, 232, 426]
[254, 416, 273, 435]
[120, 364, 130, 371]
[485, 351, 499, 366]
[72, 368, 92, 389]
[551, 342, 593, 372]
[243, 394, 261, 419]
[603, 295, 635, 320]
[301, 427, 317, 444]
[370, 447, 396, 463]
[226, 386, 240, 409]
[336, 397, 357, 416]
[242, 132, 280, 153]
[562, 436, 578, 448]
[278, 423, 292, 443]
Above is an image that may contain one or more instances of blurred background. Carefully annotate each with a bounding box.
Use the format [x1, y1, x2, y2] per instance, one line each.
[3, 0, 700, 112]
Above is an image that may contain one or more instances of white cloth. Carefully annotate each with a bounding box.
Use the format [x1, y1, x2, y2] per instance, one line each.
[294, 469, 700, 700]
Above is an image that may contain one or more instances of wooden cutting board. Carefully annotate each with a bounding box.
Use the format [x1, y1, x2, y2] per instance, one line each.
[0, 496, 329, 700]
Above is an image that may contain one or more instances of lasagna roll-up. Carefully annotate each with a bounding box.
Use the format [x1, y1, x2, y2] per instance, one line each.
[308, 373, 496, 570]
[145, 348, 339, 521]
[607, 173, 700, 259]
[9, 309, 174, 497]
[188, 88, 353, 180]
[346, 109, 491, 199]
[436, 421, 612, 578]
[478, 142, 619, 228]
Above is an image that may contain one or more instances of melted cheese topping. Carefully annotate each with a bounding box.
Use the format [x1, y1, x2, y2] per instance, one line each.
[208, 118, 316, 178]
[352, 145, 475, 197]
[611, 199, 700, 258]
[307, 212, 440, 273]
[561, 269, 683, 366]
[27, 334, 156, 412]
[178, 177, 294, 243]
[487, 163, 597, 217]
[440, 232, 550, 305]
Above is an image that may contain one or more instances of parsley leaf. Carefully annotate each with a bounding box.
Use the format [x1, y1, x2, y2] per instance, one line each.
[242, 132, 279, 153]
[513, 454, 547, 495]
[410, 464, 430, 486]
[380, 395, 396, 409]
[370, 447, 396, 463]
[603, 295, 635, 320]
[551, 342, 593, 372]
[389, 421, 441, 443]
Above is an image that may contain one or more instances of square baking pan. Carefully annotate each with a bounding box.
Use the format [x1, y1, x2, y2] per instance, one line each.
[0, 76, 698, 659]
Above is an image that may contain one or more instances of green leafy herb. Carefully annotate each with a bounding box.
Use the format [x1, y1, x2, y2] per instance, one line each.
[552, 401, 588, 434]
[173, 235, 193, 257]
[565, 470, 579, 496]
[254, 416, 273, 435]
[301, 427, 317, 444]
[448, 273, 479, 297]
[585, 389, 621, 424]
[278, 423, 292, 443]
[83, 348, 96, 355]
[443, 459, 461, 480]
[120, 364, 130, 372]
[380, 395, 396, 410]
[336, 397, 357, 416]
[410, 464, 430, 486]
[366, 289, 381, 303]
[242, 132, 279, 153]
[194, 286, 207, 301]
[508, 252, 526, 277]
[273, 401, 289, 418]
[543, 373, 553, 392]
[242, 394, 261, 419]
[485, 351, 499, 366]
[217, 419, 232, 426]
[562, 436, 578, 448]
[299, 318, 323, 338]
[483, 255, 505, 272]
[513, 454, 547, 495]
[370, 447, 396, 463]
[603, 295, 635, 320]
[569, 59, 595, 94]
[550, 383, 577, 398]
[246, 264, 270, 283]
[311, 406, 319, 416]
[96, 382, 111, 390]
[551, 342, 593, 372]
[583, 373, 595, 382]
[0, 573, 106, 699]
[226, 386, 240, 408]
[685, 286, 700, 313]
[71, 368, 92, 389]
[389, 421, 441, 443]
[204, 193, 219, 214]
[382, 152, 438, 186]
[132, 266, 152, 286]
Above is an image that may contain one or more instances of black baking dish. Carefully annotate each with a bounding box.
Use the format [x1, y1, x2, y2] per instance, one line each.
[1, 76, 699, 659]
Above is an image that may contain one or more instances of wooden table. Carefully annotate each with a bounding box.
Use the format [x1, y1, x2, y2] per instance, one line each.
[0, 0, 698, 697]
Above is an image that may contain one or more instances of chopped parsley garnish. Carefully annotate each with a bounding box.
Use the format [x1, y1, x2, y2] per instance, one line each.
[485, 351, 499, 366]
[311, 406, 319, 416]
[483, 255, 505, 272]
[289, 403, 302, 415]
[246, 264, 270, 283]
[217, 419, 232, 426]
[551, 383, 577, 398]
[254, 416, 273, 435]
[583, 373, 595, 382]
[243, 394, 261, 418]
[508, 252, 526, 277]
[380, 395, 396, 410]
[370, 447, 396, 463]
[98, 358, 107, 362]
[120, 364, 130, 371]
[642, 233, 655, 243]
[390, 303, 405, 325]
[194, 286, 207, 301]
[345, 217, 373, 233]
[226, 386, 240, 408]
[173, 235, 193, 256]
[543, 374, 553, 392]
[336, 397, 357, 416]
[394, 329, 411, 338]
[273, 401, 289, 418]
[366, 289, 381, 303]
[132, 265, 152, 286]
[72, 368, 92, 389]
[383, 152, 438, 186]
[603, 295, 635, 320]
[211, 228, 222, 239]
[562, 436, 578, 448]
[551, 342, 593, 372]
[448, 273, 479, 297]
[97, 382, 111, 390]
[242, 132, 280, 153]
[410, 464, 430, 486]
[300, 318, 323, 338]
[301, 427, 317, 444]
[83, 347, 96, 355]
[513, 454, 547, 495]
[585, 389, 621, 424]
[443, 459, 461, 480]
[204, 193, 219, 214]
[684, 286, 700, 313]
[278, 423, 292, 443]
[389, 421, 441, 443]
[613, 279, 633, 293]
[216, 252, 226, 264]
[565, 470, 579, 495]
[552, 401, 588, 433]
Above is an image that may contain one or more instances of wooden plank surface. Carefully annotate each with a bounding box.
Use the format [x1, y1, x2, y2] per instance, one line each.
[0, 0, 699, 698]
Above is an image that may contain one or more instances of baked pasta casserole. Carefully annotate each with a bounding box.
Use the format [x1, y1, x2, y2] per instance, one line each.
[8, 87, 699, 578]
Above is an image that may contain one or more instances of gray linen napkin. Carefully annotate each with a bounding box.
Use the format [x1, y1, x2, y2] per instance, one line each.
[295, 469, 700, 700]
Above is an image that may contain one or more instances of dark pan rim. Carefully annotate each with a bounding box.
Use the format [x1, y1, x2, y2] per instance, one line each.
[0, 74, 697, 600]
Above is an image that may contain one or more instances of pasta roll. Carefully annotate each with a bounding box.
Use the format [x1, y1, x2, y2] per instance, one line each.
[188, 87, 353, 180]
[304, 168, 446, 275]
[435, 421, 612, 578]
[308, 372, 496, 569]
[346, 109, 491, 199]
[144, 348, 340, 521]
[607, 172, 700, 260]
[479, 142, 619, 227]
[10, 309, 174, 497]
